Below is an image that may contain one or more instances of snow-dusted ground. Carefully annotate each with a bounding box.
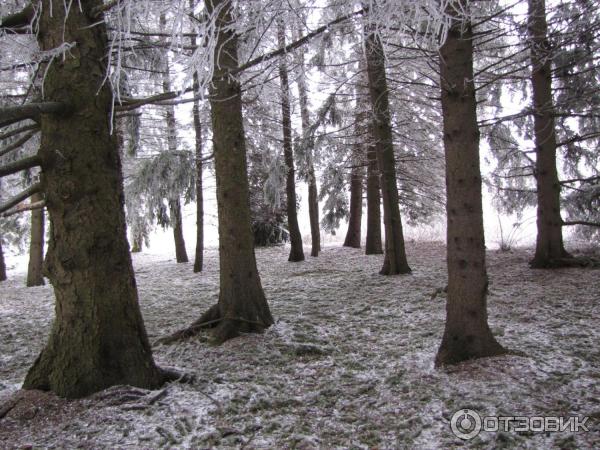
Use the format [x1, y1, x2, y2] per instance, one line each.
[1, 242, 599, 448]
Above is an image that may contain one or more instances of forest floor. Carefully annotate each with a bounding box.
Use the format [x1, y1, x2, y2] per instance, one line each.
[1, 241, 599, 449]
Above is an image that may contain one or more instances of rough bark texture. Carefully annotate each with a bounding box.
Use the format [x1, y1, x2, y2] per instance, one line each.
[22, 0, 163, 398]
[435, 10, 507, 367]
[364, 31, 411, 275]
[528, 0, 570, 268]
[0, 237, 6, 282]
[204, 0, 274, 343]
[26, 191, 45, 286]
[295, 37, 320, 257]
[365, 120, 383, 255]
[169, 198, 189, 263]
[192, 69, 204, 273]
[278, 20, 304, 262]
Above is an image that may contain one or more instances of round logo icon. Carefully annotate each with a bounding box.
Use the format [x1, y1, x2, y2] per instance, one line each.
[450, 409, 482, 440]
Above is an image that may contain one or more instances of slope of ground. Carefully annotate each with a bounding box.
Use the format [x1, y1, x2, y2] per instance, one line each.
[0, 242, 599, 448]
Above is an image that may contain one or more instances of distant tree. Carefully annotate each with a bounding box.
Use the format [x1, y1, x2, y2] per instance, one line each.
[277, 19, 304, 262]
[26, 191, 44, 286]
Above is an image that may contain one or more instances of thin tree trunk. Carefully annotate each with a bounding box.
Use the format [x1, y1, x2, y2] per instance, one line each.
[22, 0, 164, 398]
[131, 233, 143, 253]
[363, 30, 411, 275]
[435, 7, 507, 366]
[169, 198, 189, 263]
[202, 0, 273, 343]
[26, 191, 45, 286]
[0, 237, 6, 282]
[278, 20, 304, 262]
[365, 120, 383, 255]
[161, 14, 188, 264]
[190, 0, 204, 273]
[343, 101, 364, 248]
[295, 24, 320, 257]
[528, 0, 569, 268]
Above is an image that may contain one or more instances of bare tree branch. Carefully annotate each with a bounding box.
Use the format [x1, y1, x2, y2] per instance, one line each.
[2, 199, 45, 218]
[0, 182, 41, 214]
[0, 102, 66, 128]
[0, 130, 39, 158]
[0, 155, 41, 178]
[563, 220, 600, 228]
[0, 123, 39, 142]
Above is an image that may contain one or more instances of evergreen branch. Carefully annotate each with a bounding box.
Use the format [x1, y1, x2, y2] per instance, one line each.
[563, 220, 600, 228]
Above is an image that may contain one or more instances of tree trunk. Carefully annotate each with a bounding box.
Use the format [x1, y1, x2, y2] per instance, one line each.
[363, 30, 411, 274]
[203, 0, 274, 343]
[26, 191, 45, 286]
[0, 237, 6, 282]
[23, 0, 163, 398]
[131, 232, 143, 253]
[435, 8, 507, 367]
[528, 0, 569, 268]
[170, 198, 189, 263]
[365, 120, 383, 255]
[278, 20, 304, 262]
[160, 17, 188, 264]
[295, 25, 320, 257]
[343, 102, 364, 248]
[192, 63, 204, 273]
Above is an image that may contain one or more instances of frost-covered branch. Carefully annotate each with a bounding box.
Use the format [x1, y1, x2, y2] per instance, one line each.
[1, 199, 45, 218]
[0, 4, 35, 32]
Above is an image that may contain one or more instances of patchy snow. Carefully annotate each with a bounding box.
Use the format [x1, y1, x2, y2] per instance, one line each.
[1, 242, 599, 448]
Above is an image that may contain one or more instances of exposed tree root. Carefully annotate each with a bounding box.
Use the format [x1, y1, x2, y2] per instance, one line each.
[154, 303, 270, 346]
[530, 256, 600, 269]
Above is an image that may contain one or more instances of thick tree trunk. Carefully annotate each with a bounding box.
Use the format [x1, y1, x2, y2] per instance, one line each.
[192, 69, 204, 273]
[295, 25, 320, 257]
[26, 191, 45, 286]
[203, 0, 274, 343]
[435, 9, 507, 367]
[23, 0, 163, 398]
[169, 198, 188, 263]
[364, 31, 411, 274]
[278, 20, 304, 262]
[528, 0, 569, 268]
[365, 120, 383, 255]
[0, 237, 6, 282]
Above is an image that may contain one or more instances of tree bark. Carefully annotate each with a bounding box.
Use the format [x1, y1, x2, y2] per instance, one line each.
[0, 237, 6, 282]
[169, 198, 189, 263]
[278, 20, 304, 262]
[130, 233, 143, 253]
[26, 191, 44, 287]
[203, 0, 274, 343]
[22, 0, 163, 398]
[365, 120, 383, 255]
[363, 30, 411, 274]
[295, 29, 320, 257]
[435, 7, 507, 367]
[528, 0, 570, 268]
